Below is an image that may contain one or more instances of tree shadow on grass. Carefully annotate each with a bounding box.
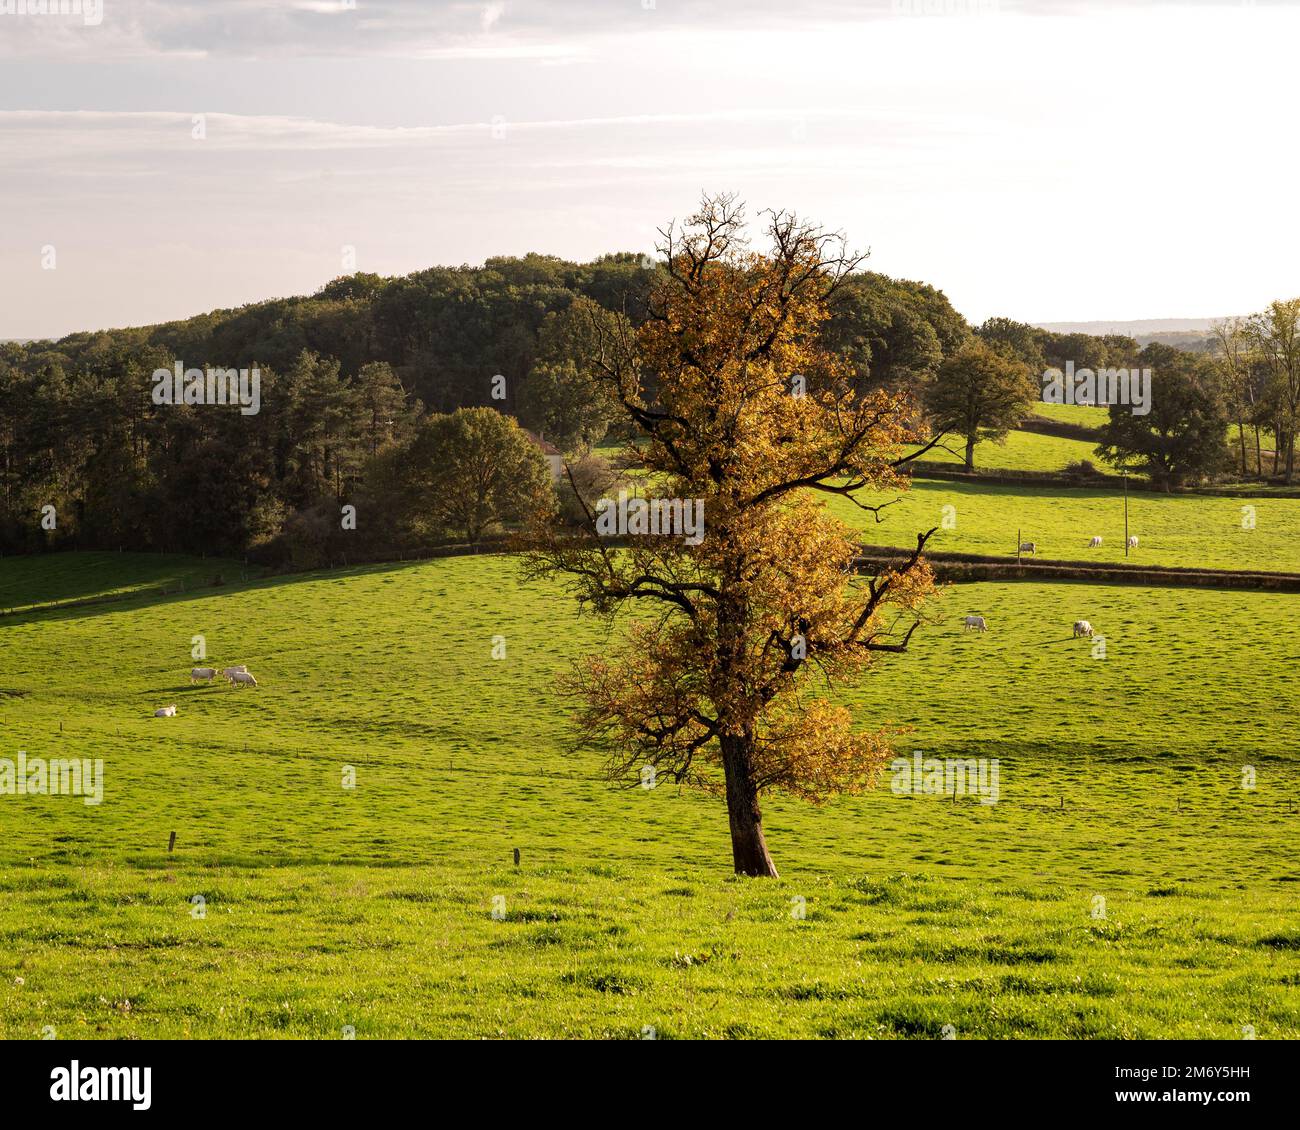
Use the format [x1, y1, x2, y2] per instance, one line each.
[0, 554, 463, 632]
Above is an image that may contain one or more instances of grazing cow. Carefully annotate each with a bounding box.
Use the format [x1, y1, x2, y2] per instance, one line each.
[1018, 542, 1037, 556]
[220, 665, 247, 683]
[190, 667, 217, 684]
[153, 705, 178, 717]
[1127, 535, 1139, 549]
[1073, 620, 1094, 638]
[963, 615, 988, 633]
[230, 670, 259, 689]
[1088, 536, 1103, 548]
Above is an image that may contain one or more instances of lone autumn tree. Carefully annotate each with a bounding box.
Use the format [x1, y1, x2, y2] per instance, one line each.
[522, 195, 939, 877]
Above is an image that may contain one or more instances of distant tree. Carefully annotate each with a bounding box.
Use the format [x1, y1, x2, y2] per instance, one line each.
[576, 252, 660, 324]
[1094, 344, 1230, 486]
[354, 361, 416, 455]
[976, 317, 1046, 375]
[923, 339, 1037, 469]
[1245, 300, 1300, 481]
[283, 351, 360, 506]
[409, 407, 555, 543]
[316, 272, 387, 303]
[1211, 316, 1253, 477]
[555, 451, 622, 527]
[1097, 334, 1140, 367]
[823, 272, 961, 394]
[1040, 331, 1111, 375]
[518, 296, 625, 452]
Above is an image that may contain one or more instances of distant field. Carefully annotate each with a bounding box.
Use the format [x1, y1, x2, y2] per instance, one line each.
[828, 479, 1300, 572]
[0, 553, 1296, 1038]
[907, 429, 1101, 473]
[1027, 402, 1108, 426]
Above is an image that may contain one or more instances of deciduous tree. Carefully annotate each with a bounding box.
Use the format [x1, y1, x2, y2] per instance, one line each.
[1094, 344, 1230, 486]
[522, 195, 938, 877]
[923, 338, 1037, 470]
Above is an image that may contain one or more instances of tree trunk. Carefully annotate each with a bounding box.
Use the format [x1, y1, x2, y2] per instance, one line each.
[964, 434, 976, 471]
[720, 733, 778, 877]
[1238, 422, 1247, 478]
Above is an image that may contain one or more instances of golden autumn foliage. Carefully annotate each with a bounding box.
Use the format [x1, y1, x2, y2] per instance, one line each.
[522, 194, 939, 876]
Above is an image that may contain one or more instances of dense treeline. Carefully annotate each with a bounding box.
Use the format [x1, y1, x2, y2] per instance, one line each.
[0, 254, 973, 561]
[0, 247, 1292, 562]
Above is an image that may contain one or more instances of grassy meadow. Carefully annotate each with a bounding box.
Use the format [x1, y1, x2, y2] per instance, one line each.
[1, 552, 1297, 1039]
[829, 479, 1300, 571]
[905, 428, 1101, 472]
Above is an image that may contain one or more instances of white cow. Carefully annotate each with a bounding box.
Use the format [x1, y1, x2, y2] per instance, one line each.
[1018, 542, 1037, 556]
[1127, 535, 1139, 549]
[153, 704, 178, 717]
[229, 670, 259, 689]
[1088, 536, 1103, 548]
[1073, 620, 1094, 638]
[963, 615, 988, 633]
[221, 665, 247, 682]
[190, 667, 217, 683]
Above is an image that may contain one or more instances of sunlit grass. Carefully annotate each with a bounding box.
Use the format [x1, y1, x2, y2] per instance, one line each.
[0, 553, 1296, 1037]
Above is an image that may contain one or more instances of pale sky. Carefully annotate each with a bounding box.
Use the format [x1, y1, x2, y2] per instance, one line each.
[1, 0, 1297, 340]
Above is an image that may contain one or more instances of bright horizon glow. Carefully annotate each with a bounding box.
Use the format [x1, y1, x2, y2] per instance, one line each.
[1, 0, 1296, 340]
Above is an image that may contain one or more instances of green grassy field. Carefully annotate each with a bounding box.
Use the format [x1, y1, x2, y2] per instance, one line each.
[1030, 402, 1108, 426]
[0, 553, 246, 615]
[1, 553, 1297, 1039]
[830, 480, 1300, 572]
[906, 429, 1102, 473]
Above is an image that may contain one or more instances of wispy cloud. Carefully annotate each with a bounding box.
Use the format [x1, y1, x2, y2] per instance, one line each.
[3, 0, 1298, 339]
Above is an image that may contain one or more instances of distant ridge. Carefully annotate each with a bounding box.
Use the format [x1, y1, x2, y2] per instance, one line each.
[1032, 317, 1235, 335]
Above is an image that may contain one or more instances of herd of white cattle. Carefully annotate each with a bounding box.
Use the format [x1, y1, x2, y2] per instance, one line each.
[188, 664, 259, 687]
[1018, 535, 1138, 556]
[962, 614, 1096, 638]
[967, 532, 1138, 637]
[154, 665, 260, 716]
